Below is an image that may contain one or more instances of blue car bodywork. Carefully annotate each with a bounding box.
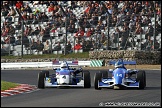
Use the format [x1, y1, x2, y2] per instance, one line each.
[94, 59, 146, 90]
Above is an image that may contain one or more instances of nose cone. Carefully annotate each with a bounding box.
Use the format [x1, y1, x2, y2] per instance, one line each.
[59, 75, 70, 84]
[114, 76, 123, 84]
[113, 70, 125, 85]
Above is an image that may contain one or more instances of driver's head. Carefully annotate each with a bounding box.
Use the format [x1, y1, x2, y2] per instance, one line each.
[60, 62, 68, 69]
[115, 59, 124, 68]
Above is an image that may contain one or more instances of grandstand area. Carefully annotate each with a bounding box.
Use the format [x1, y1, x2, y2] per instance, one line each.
[1, 1, 161, 56]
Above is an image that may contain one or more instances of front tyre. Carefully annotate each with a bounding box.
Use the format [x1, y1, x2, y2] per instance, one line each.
[94, 73, 102, 90]
[137, 70, 145, 89]
[38, 72, 45, 89]
[143, 71, 146, 87]
[83, 71, 91, 88]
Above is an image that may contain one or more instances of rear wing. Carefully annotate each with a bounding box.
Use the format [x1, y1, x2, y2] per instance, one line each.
[108, 60, 137, 65]
[52, 60, 79, 68]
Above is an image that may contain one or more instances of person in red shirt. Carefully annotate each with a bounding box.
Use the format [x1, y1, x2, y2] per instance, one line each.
[73, 42, 82, 50]
[75, 28, 84, 37]
[15, 1, 23, 12]
[48, 3, 54, 12]
[86, 28, 92, 37]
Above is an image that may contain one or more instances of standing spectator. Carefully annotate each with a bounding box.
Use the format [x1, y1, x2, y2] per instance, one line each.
[82, 19, 91, 28]
[41, 12, 48, 22]
[8, 7, 16, 16]
[120, 24, 130, 49]
[22, 36, 29, 48]
[48, 3, 54, 12]
[68, 24, 77, 33]
[15, 36, 21, 45]
[65, 41, 72, 54]
[142, 36, 153, 51]
[32, 15, 39, 24]
[30, 38, 37, 50]
[145, 23, 154, 39]
[31, 27, 40, 36]
[52, 42, 61, 51]
[9, 36, 15, 45]
[82, 40, 92, 52]
[37, 40, 44, 52]
[21, 11, 28, 21]
[155, 21, 161, 35]
[2, 8, 9, 17]
[23, 3, 32, 13]
[42, 27, 50, 42]
[24, 26, 29, 36]
[73, 41, 82, 50]
[111, 16, 117, 27]
[15, 1, 23, 13]
[1, 44, 10, 56]
[1, 28, 7, 37]
[129, 19, 135, 32]
[43, 40, 50, 54]
[86, 28, 92, 37]
[134, 24, 144, 35]
[75, 27, 85, 37]
[15, 20, 21, 30]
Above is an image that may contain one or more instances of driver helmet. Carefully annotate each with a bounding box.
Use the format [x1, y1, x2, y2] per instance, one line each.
[115, 59, 124, 68]
[60, 62, 68, 69]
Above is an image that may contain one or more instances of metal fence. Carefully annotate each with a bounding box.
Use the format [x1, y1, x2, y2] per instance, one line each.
[1, 2, 161, 57]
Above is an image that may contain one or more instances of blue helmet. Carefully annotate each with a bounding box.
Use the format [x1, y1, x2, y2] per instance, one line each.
[115, 59, 124, 68]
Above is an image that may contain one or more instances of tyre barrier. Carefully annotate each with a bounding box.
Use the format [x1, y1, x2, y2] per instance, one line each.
[89, 50, 161, 65]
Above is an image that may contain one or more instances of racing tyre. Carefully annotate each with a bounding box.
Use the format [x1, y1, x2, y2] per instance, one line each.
[143, 71, 146, 87]
[100, 71, 108, 78]
[136, 70, 145, 89]
[42, 70, 49, 77]
[83, 71, 91, 88]
[94, 73, 102, 90]
[38, 72, 45, 89]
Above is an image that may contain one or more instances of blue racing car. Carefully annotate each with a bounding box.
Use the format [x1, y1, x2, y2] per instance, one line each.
[38, 60, 91, 89]
[94, 59, 146, 90]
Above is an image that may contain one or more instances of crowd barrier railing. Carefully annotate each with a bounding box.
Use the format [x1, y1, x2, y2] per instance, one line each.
[1, 61, 92, 69]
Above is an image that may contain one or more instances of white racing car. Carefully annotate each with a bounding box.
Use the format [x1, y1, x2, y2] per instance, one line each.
[37, 60, 91, 88]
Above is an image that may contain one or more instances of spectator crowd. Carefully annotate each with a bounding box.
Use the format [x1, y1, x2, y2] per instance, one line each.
[1, 1, 161, 56]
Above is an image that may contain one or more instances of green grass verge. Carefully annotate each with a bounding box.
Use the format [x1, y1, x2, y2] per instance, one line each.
[1, 80, 19, 91]
[1, 52, 89, 59]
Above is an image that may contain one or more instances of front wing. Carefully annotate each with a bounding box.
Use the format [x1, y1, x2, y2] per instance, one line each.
[44, 80, 84, 87]
[98, 78, 139, 88]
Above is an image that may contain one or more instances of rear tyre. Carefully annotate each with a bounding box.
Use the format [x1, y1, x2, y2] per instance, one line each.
[137, 70, 145, 89]
[83, 71, 91, 88]
[42, 70, 49, 77]
[38, 72, 45, 89]
[100, 71, 108, 78]
[94, 73, 102, 90]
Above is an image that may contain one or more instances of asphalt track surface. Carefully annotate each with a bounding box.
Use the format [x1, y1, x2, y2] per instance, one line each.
[1, 69, 161, 107]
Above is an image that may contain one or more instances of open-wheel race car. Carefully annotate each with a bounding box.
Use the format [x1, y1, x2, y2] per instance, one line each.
[38, 60, 91, 89]
[94, 59, 146, 90]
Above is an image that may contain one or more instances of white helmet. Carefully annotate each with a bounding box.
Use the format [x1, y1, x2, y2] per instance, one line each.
[60, 62, 68, 69]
